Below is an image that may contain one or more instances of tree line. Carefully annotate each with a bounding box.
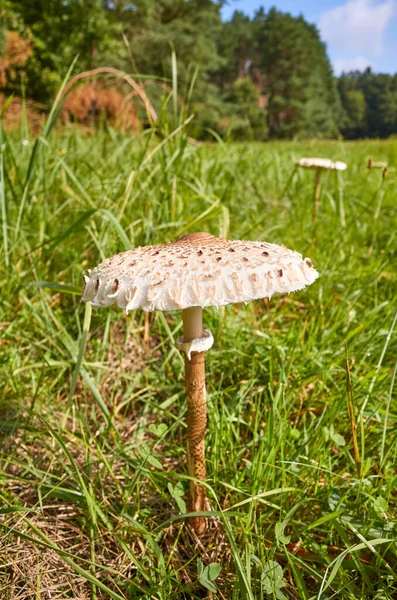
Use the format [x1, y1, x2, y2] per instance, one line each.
[1, 0, 396, 140]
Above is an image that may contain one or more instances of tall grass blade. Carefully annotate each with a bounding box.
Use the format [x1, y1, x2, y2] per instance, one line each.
[380, 356, 397, 466]
[15, 56, 79, 238]
[0, 119, 8, 266]
[345, 342, 361, 478]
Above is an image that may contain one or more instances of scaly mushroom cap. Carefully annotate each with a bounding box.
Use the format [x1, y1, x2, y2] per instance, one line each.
[82, 232, 319, 312]
[296, 157, 347, 171]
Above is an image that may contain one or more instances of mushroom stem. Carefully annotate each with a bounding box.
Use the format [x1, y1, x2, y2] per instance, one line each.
[182, 306, 208, 535]
[183, 305, 203, 340]
[143, 312, 150, 351]
[313, 168, 322, 221]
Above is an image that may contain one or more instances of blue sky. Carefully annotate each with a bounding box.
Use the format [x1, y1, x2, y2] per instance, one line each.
[221, 0, 397, 74]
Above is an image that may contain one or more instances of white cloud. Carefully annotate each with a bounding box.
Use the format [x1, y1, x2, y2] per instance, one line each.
[319, 0, 395, 71]
[333, 55, 372, 74]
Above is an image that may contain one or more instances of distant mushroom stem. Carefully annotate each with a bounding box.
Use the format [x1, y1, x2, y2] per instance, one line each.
[313, 168, 322, 221]
[182, 306, 208, 535]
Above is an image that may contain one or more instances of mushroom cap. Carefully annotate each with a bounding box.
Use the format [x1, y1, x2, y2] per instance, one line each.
[367, 159, 388, 168]
[296, 157, 347, 171]
[82, 232, 319, 312]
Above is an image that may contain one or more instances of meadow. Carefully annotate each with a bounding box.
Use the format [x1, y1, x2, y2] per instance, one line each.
[0, 115, 396, 599]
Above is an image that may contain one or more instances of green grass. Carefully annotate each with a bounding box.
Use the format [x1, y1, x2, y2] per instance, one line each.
[0, 116, 396, 599]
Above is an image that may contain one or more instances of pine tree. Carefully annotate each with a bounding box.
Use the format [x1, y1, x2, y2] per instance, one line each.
[7, 0, 123, 100]
[256, 8, 339, 138]
[338, 69, 397, 138]
[216, 11, 255, 87]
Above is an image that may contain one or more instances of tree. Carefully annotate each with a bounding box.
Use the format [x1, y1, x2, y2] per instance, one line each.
[221, 78, 267, 139]
[338, 69, 397, 138]
[256, 8, 339, 138]
[5, 0, 123, 100]
[216, 11, 255, 87]
[338, 79, 367, 139]
[118, 0, 223, 85]
[4, 0, 397, 140]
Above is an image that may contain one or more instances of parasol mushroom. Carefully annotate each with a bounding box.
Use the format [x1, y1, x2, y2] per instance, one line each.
[367, 158, 388, 170]
[367, 158, 388, 178]
[82, 232, 319, 535]
[296, 157, 347, 221]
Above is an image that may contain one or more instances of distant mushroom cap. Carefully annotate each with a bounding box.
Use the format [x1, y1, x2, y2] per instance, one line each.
[296, 157, 347, 171]
[82, 232, 319, 312]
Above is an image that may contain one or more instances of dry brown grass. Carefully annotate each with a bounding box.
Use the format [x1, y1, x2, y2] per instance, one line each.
[0, 323, 230, 599]
[0, 31, 32, 88]
[0, 96, 44, 132]
[62, 82, 141, 133]
[1, 510, 91, 599]
[0, 402, 231, 600]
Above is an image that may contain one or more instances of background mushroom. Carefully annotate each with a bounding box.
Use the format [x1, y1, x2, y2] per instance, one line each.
[367, 158, 388, 170]
[82, 232, 319, 535]
[367, 158, 388, 178]
[296, 157, 347, 221]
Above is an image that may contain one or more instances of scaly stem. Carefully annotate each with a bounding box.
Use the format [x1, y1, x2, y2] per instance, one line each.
[182, 306, 208, 535]
[143, 312, 150, 351]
